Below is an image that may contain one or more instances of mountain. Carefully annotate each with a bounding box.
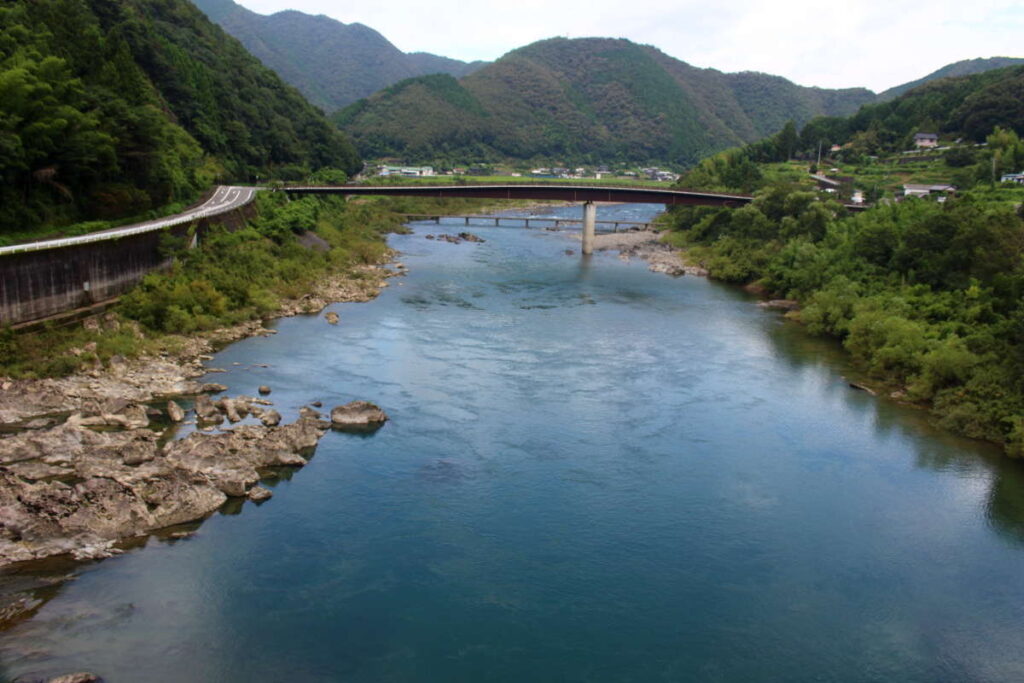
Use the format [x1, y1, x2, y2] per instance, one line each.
[190, 0, 485, 112]
[0, 0, 359, 235]
[879, 57, 1024, 101]
[794, 64, 1024, 156]
[334, 37, 875, 166]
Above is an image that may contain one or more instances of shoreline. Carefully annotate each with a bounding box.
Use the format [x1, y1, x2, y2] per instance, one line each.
[0, 260, 399, 577]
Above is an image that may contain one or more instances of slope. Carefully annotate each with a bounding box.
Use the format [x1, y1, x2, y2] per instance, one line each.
[0, 0, 359, 236]
[879, 57, 1024, 101]
[335, 37, 875, 166]
[191, 0, 485, 112]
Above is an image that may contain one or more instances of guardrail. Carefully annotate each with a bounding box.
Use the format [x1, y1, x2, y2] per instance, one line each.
[0, 186, 259, 256]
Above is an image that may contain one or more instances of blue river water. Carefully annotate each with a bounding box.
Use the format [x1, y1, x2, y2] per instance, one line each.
[3, 203, 1024, 682]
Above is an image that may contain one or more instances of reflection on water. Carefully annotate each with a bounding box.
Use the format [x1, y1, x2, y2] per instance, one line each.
[3, 204, 1024, 682]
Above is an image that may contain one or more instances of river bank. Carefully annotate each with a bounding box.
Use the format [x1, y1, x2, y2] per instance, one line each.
[0, 261, 400, 577]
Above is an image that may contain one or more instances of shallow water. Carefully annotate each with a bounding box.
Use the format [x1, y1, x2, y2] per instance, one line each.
[4, 204, 1024, 682]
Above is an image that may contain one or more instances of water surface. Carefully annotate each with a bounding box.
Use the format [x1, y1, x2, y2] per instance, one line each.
[3, 204, 1024, 682]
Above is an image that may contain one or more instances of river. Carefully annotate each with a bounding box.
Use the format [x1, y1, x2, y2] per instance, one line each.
[3, 203, 1024, 682]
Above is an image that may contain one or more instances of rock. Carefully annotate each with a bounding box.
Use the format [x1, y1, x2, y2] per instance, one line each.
[260, 410, 281, 427]
[425, 234, 435, 240]
[205, 368, 227, 374]
[249, 405, 264, 418]
[82, 318, 100, 332]
[648, 262, 686, 277]
[219, 398, 243, 423]
[330, 401, 388, 431]
[299, 406, 321, 419]
[194, 394, 223, 424]
[564, 249, 575, 255]
[167, 400, 185, 422]
[311, 400, 322, 408]
[248, 486, 273, 503]
[201, 383, 227, 393]
[848, 381, 877, 396]
[458, 232, 485, 243]
[82, 341, 98, 354]
[325, 311, 340, 325]
[258, 385, 272, 396]
[47, 672, 103, 683]
[758, 299, 800, 311]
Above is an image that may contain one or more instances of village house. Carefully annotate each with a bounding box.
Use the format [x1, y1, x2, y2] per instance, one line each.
[903, 183, 956, 201]
[913, 132, 939, 149]
[379, 165, 434, 177]
[1000, 172, 1024, 184]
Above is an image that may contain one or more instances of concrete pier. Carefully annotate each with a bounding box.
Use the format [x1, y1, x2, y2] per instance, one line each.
[581, 202, 597, 255]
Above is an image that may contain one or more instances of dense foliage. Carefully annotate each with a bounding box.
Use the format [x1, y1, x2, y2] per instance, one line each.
[0, 0, 359, 235]
[192, 0, 483, 112]
[665, 177, 1024, 456]
[793, 65, 1024, 157]
[877, 57, 1024, 101]
[335, 37, 874, 167]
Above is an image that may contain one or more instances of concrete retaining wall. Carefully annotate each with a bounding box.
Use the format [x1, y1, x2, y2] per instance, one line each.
[0, 204, 255, 327]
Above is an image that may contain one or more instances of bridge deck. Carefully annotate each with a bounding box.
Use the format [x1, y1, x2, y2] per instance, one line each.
[283, 183, 754, 207]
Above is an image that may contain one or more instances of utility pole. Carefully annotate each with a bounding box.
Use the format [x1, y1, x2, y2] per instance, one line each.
[817, 140, 823, 169]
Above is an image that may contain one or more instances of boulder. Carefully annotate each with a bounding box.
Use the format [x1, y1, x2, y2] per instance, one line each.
[193, 394, 223, 424]
[758, 299, 800, 311]
[299, 406, 322, 420]
[325, 312, 340, 325]
[201, 383, 227, 393]
[260, 410, 281, 427]
[330, 401, 388, 431]
[47, 673, 103, 683]
[248, 486, 273, 503]
[258, 385, 272, 396]
[167, 400, 185, 422]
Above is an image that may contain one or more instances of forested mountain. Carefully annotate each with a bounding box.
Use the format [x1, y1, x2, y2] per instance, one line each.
[878, 57, 1024, 101]
[334, 37, 875, 166]
[190, 0, 485, 112]
[793, 65, 1024, 157]
[0, 0, 359, 235]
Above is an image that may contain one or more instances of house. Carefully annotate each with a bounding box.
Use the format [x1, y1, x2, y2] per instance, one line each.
[903, 183, 955, 200]
[379, 165, 434, 177]
[1000, 172, 1024, 184]
[913, 132, 939, 148]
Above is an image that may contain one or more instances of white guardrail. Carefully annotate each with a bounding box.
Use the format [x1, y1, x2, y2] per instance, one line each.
[0, 186, 259, 256]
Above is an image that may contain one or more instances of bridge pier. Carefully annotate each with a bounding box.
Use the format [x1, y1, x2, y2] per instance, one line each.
[581, 202, 597, 255]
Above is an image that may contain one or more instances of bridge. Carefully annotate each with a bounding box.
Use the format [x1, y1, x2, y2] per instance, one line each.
[284, 184, 755, 255]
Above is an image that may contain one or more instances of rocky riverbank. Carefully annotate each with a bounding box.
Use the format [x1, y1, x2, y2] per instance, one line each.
[0, 263, 399, 570]
[584, 230, 709, 277]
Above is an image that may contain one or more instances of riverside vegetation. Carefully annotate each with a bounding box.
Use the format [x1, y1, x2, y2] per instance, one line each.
[663, 85, 1024, 456]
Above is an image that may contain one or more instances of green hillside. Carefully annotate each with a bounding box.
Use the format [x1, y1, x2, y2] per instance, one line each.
[793, 65, 1024, 156]
[191, 0, 485, 112]
[878, 57, 1024, 101]
[0, 0, 359, 235]
[334, 37, 875, 167]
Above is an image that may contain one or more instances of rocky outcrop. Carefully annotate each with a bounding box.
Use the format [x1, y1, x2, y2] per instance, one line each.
[330, 401, 388, 431]
[758, 299, 800, 311]
[0, 415, 329, 567]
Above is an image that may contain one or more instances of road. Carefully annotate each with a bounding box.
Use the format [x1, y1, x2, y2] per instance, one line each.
[0, 185, 259, 256]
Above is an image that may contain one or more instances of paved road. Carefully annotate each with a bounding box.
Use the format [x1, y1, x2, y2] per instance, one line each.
[0, 185, 259, 256]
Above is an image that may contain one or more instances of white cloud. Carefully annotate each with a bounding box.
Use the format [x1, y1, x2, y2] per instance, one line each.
[232, 0, 1023, 92]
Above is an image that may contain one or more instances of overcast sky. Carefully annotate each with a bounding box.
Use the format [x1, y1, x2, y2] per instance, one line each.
[233, 0, 1022, 93]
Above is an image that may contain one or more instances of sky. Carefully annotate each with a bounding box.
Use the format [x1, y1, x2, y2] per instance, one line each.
[234, 0, 1023, 93]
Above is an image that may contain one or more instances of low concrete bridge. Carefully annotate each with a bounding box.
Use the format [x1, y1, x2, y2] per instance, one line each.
[284, 184, 755, 255]
[398, 214, 656, 232]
